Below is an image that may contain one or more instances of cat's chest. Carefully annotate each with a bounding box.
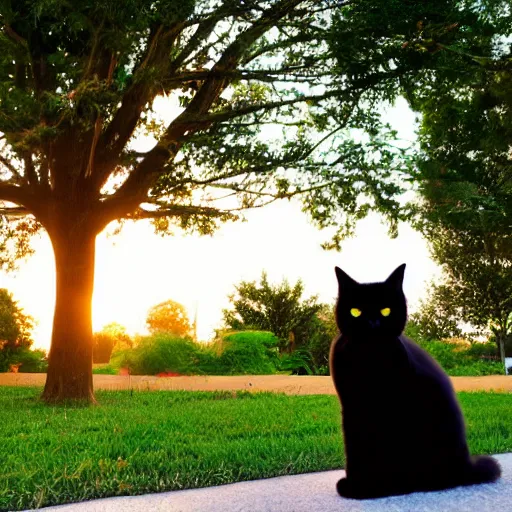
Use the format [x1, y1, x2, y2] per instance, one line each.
[331, 334, 410, 396]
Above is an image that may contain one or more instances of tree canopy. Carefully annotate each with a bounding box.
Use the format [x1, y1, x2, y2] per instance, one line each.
[405, 2, 512, 357]
[0, 0, 419, 402]
[146, 299, 191, 337]
[331, 0, 511, 356]
[0, 0, 410, 254]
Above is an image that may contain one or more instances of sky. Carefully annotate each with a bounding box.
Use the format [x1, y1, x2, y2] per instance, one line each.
[0, 98, 442, 351]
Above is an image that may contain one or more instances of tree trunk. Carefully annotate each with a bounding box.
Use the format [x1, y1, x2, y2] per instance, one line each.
[498, 334, 506, 365]
[492, 327, 507, 375]
[42, 224, 97, 404]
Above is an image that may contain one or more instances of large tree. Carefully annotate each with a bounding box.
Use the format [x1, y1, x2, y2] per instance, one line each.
[331, 0, 511, 355]
[406, 5, 512, 360]
[413, 48, 512, 359]
[0, 1, 412, 402]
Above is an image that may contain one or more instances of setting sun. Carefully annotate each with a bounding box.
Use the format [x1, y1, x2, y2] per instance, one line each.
[0, 199, 439, 351]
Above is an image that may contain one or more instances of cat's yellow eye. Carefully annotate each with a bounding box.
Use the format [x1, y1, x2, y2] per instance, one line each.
[381, 308, 391, 317]
[350, 308, 362, 318]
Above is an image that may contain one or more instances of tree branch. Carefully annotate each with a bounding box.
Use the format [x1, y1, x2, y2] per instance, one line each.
[170, 17, 219, 72]
[0, 155, 25, 185]
[187, 68, 406, 125]
[97, 0, 307, 225]
[182, 89, 348, 124]
[0, 183, 42, 217]
[92, 21, 187, 190]
[2, 24, 28, 48]
[164, 65, 331, 87]
[0, 206, 30, 217]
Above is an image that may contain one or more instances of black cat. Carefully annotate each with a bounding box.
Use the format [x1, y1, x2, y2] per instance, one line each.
[330, 264, 501, 499]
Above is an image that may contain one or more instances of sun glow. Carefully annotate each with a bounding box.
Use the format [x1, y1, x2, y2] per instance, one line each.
[0, 200, 440, 351]
[0, 98, 441, 351]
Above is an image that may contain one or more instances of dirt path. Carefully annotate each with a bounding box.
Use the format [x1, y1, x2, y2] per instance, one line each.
[1, 373, 512, 395]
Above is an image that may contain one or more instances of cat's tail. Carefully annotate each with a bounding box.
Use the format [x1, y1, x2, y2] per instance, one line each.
[466, 455, 501, 485]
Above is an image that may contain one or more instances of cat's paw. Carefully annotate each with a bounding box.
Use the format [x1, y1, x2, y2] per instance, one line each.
[336, 477, 356, 498]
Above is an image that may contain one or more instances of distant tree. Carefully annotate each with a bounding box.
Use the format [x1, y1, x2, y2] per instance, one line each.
[101, 322, 133, 351]
[146, 300, 191, 338]
[406, 11, 512, 361]
[0, 288, 37, 371]
[0, 288, 34, 350]
[422, 227, 511, 361]
[223, 272, 326, 354]
[408, 284, 463, 342]
[410, 45, 512, 361]
[92, 322, 132, 363]
[305, 303, 338, 372]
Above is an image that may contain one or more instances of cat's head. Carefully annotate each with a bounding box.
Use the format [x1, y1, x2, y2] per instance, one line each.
[334, 264, 407, 339]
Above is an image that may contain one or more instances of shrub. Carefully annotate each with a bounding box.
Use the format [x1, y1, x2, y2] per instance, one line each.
[210, 331, 280, 375]
[404, 324, 503, 375]
[278, 349, 314, 375]
[109, 330, 281, 376]
[111, 333, 201, 375]
[448, 361, 505, 376]
[413, 337, 504, 376]
[92, 365, 118, 375]
[0, 347, 47, 373]
[465, 341, 500, 360]
[415, 339, 461, 369]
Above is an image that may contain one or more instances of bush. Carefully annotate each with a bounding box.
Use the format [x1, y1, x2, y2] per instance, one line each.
[278, 349, 314, 375]
[404, 324, 503, 375]
[0, 347, 47, 373]
[108, 330, 281, 376]
[111, 333, 202, 375]
[448, 361, 505, 376]
[415, 339, 461, 369]
[209, 331, 280, 375]
[92, 365, 118, 375]
[411, 336, 504, 376]
[465, 341, 500, 360]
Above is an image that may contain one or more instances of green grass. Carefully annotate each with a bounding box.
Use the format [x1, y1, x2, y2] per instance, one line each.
[1, 387, 511, 510]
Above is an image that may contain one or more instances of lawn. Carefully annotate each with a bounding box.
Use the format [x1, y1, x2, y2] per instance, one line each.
[1, 387, 511, 511]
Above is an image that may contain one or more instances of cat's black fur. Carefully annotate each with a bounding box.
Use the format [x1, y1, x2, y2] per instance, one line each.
[330, 264, 501, 500]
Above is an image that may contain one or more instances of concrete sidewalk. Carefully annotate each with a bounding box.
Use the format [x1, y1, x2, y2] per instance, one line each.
[37, 453, 512, 512]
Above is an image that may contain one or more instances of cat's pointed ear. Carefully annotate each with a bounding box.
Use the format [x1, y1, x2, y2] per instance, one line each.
[385, 264, 406, 291]
[335, 267, 358, 290]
